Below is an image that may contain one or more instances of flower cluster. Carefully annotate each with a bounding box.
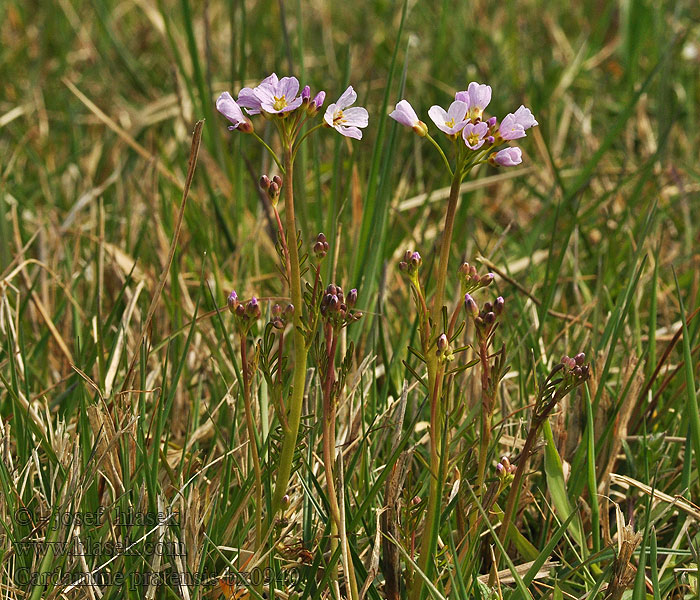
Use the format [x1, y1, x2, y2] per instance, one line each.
[260, 174, 283, 204]
[216, 73, 369, 139]
[227, 291, 262, 333]
[320, 284, 362, 328]
[496, 455, 517, 477]
[313, 233, 330, 260]
[458, 262, 495, 295]
[464, 293, 505, 341]
[561, 352, 590, 383]
[398, 250, 422, 277]
[270, 303, 294, 330]
[389, 81, 538, 167]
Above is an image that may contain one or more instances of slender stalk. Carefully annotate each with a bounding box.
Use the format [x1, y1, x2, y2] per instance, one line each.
[410, 167, 464, 600]
[239, 332, 263, 553]
[433, 168, 463, 317]
[269, 144, 308, 523]
[322, 325, 360, 600]
[476, 338, 493, 494]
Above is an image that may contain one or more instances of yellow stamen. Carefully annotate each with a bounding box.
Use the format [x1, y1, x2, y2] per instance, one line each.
[273, 95, 287, 111]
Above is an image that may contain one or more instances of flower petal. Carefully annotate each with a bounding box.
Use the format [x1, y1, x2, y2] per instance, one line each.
[335, 86, 357, 109]
[337, 125, 362, 139]
[341, 106, 369, 127]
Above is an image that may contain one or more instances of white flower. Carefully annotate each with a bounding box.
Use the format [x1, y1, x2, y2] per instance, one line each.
[324, 86, 369, 139]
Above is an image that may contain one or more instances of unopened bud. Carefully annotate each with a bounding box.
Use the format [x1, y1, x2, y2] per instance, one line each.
[347, 288, 357, 307]
[259, 175, 271, 190]
[437, 333, 449, 352]
[272, 175, 283, 188]
[494, 296, 505, 315]
[227, 290, 239, 313]
[483, 311, 496, 324]
[284, 304, 295, 317]
[301, 85, 310, 103]
[574, 352, 586, 366]
[464, 294, 479, 318]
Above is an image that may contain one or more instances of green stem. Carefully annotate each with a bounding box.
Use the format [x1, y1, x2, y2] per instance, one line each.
[292, 122, 325, 160]
[410, 166, 464, 600]
[251, 131, 284, 172]
[269, 145, 308, 525]
[433, 168, 463, 318]
[425, 133, 453, 177]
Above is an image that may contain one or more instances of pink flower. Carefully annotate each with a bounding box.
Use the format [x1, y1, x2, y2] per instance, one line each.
[253, 74, 304, 114]
[428, 100, 468, 135]
[499, 105, 538, 140]
[216, 92, 252, 132]
[324, 86, 369, 139]
[389, 100, 427, 136]
[237, 73, 280, 115]
[455, 82, 492, 121]
[492, 147, 522, 166]
[462, 121, 489, 150]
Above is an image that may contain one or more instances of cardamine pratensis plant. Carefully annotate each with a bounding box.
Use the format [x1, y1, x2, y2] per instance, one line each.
[216, 73, 367, 588]
[390, 83, 538, 598]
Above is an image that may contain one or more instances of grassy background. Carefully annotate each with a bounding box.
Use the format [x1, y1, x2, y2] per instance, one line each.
[1, 0, 700, 598]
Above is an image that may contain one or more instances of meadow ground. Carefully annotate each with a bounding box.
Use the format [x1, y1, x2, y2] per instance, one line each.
[1, 0, 700, 598]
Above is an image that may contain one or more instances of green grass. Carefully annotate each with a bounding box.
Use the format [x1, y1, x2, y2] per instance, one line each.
[1, 0, 700, 598]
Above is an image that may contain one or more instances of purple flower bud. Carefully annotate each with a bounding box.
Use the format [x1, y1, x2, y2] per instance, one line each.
[437, 333, 448, 352]
[312, 91, 325, 109]
[485, 135, 495, 145]
[227, 290, 239, 313]
[327, 284, 337, 296]
[496, 463, 504, 473]
[484, 301, 493, 313]
[268, 181, 280, 198]
[347, 288, 358, 307]
[492, 147, 523, 167]
[259, 175, 271, 190]
[235, 304, 246, 317]
[329, 295, 339, 311]
[272, 303, 282, 316]
[272, 175, 283, 188]
[484, 311, 496, 324]
[301, 85, 311, 102]
[574, 352, 586, 366]
[487, 116, 498, 128]
[246, 297, 260, 317]
[494, 296, 505, 315]
[410, 252, 422, 268]
[284, 303, 294, 316]
[464, 294, 479, 318]
[481, 273, 495, 286]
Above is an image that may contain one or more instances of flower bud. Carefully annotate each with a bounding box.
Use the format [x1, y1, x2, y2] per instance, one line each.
[481, 273, 495, 286]
[301, 85, 310, 103]
[227, 290, 239, 313]
[284, 303, 294, 317]
[464, 294, 479, 318]
[494, 296, 505, 315]
[259, 175, 271, 190]
[410, 252, 422, 268]
[272, 175, 283, 188]
[574, 352, 586, 366]
[486, 116, 498, 128]
[483, 311, 496, 324]
[437, 333, 449, 352]
[347, 288, 357, 307]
